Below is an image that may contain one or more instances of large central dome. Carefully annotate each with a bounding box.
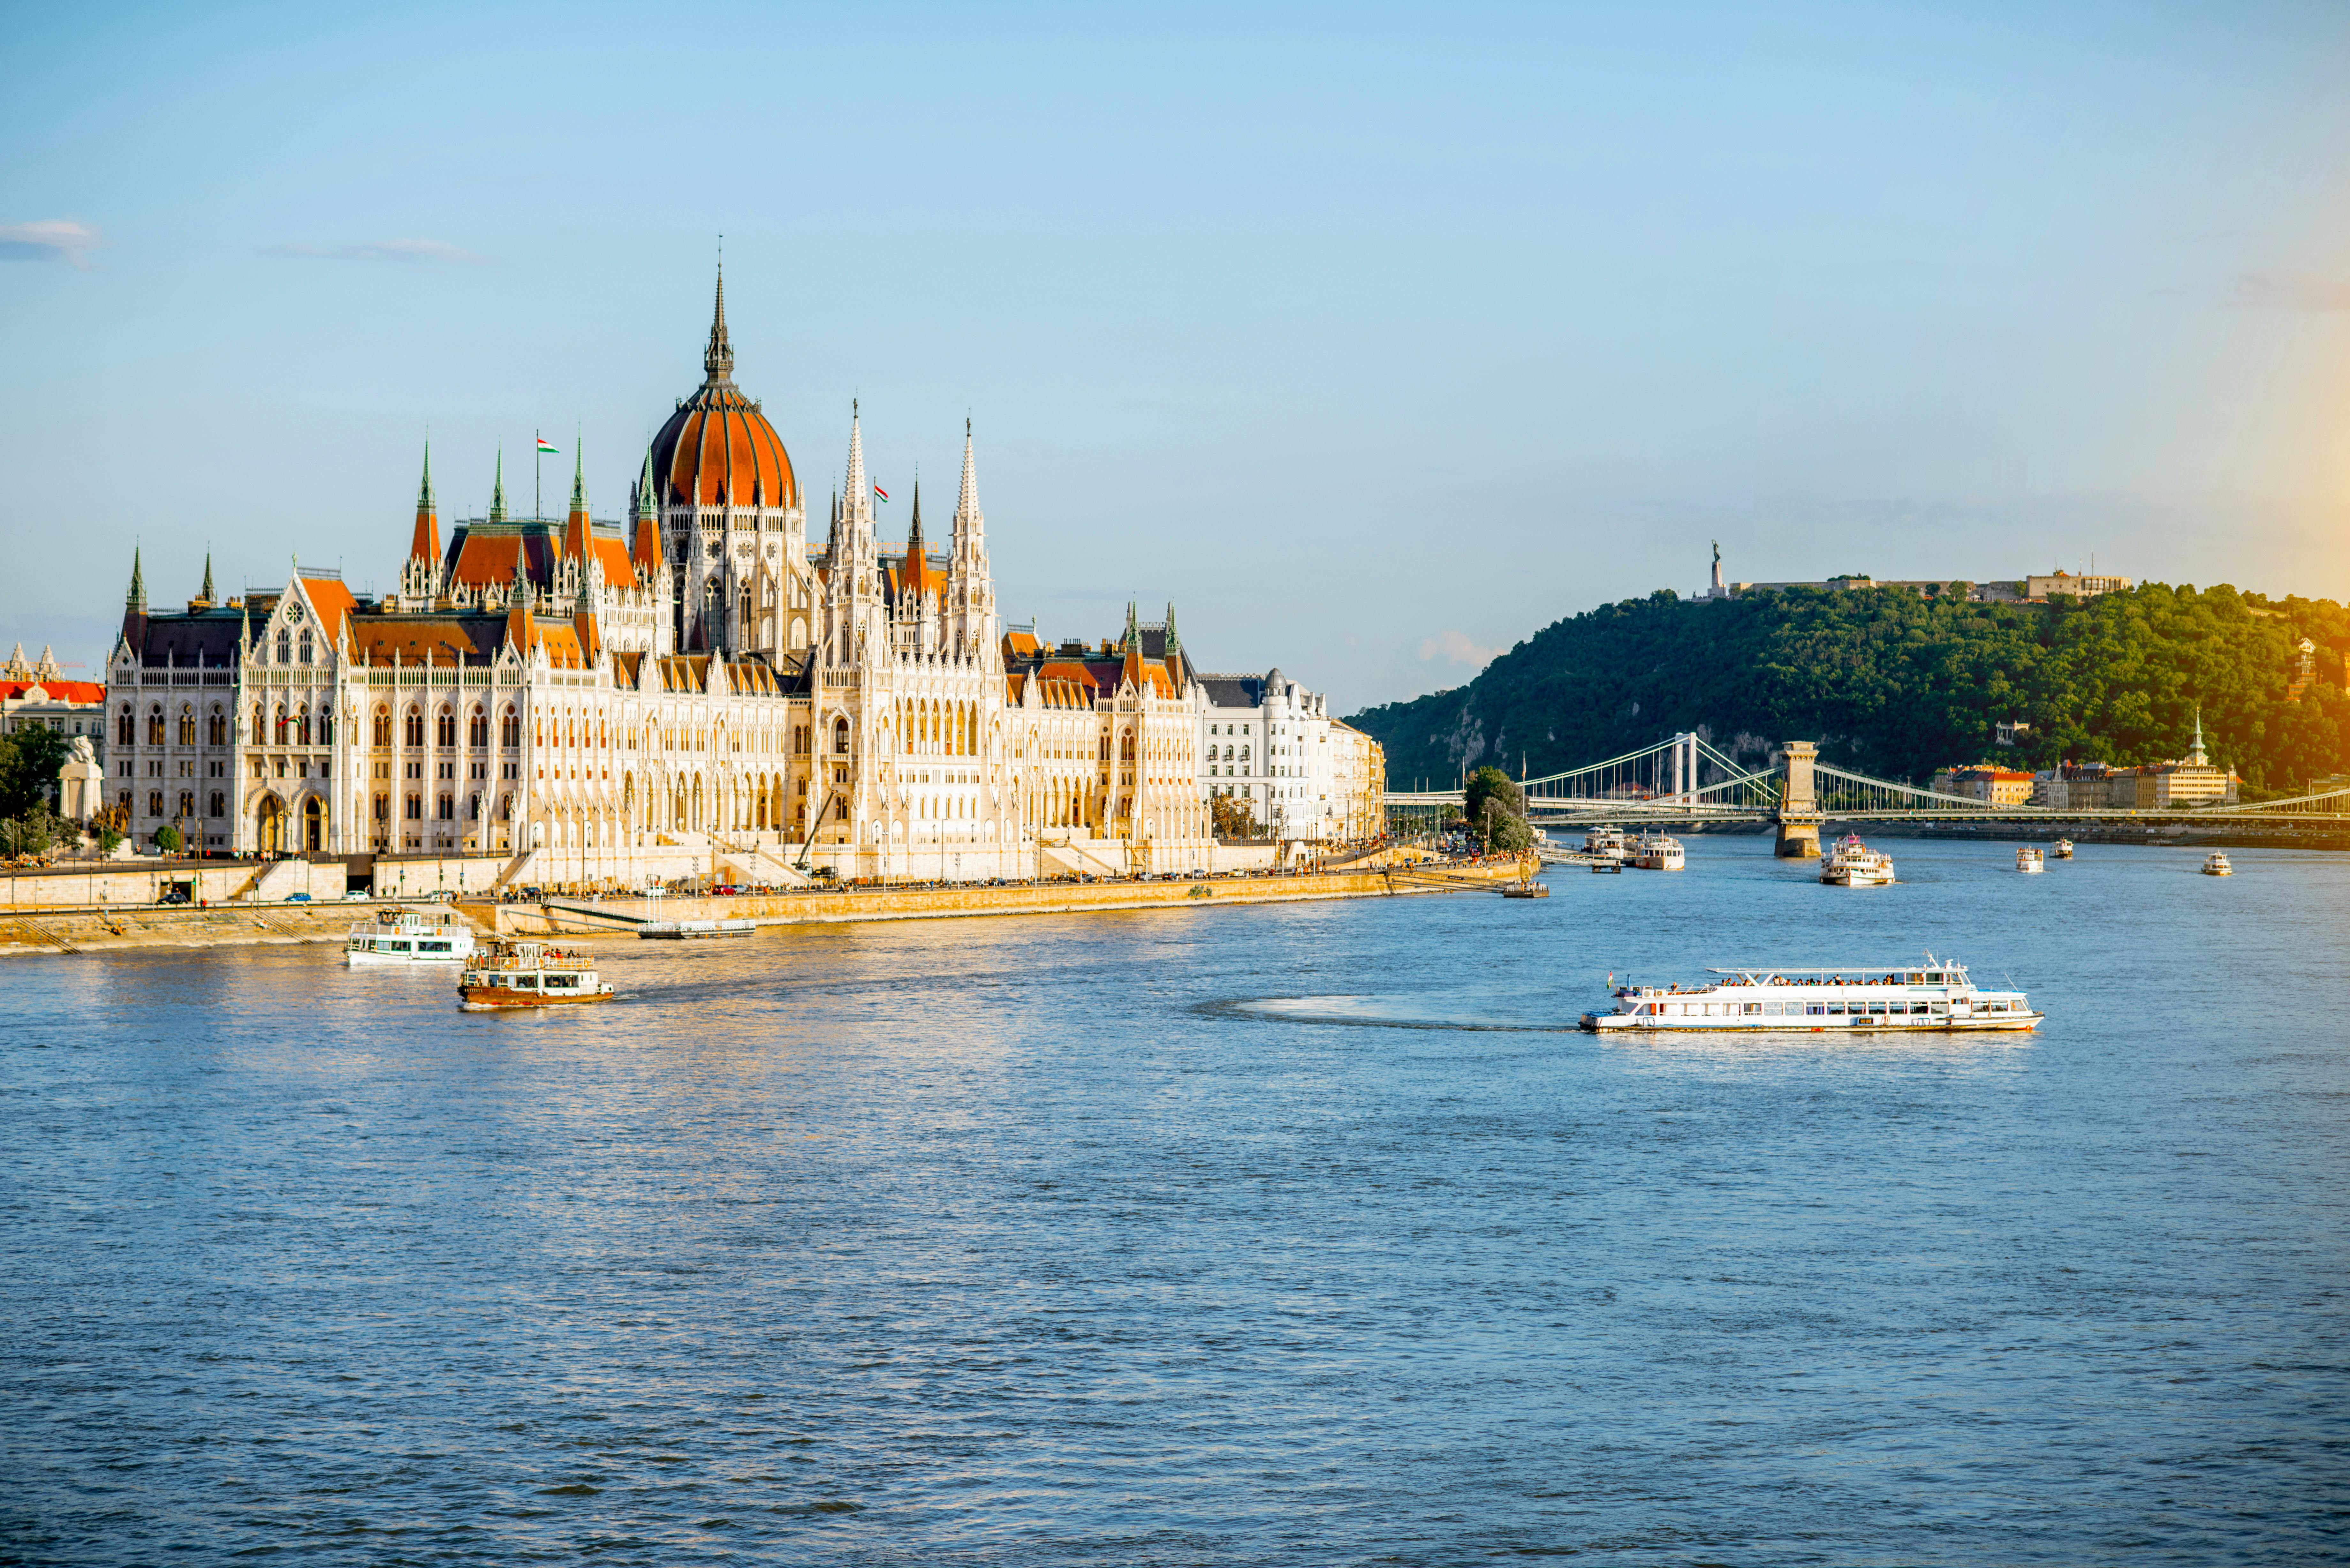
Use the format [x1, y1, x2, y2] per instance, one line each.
[648, 270, 800, 511]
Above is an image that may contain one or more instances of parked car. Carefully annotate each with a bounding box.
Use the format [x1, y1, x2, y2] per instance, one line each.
[157, 887, 191, 906]
[285, 892, 313, 903]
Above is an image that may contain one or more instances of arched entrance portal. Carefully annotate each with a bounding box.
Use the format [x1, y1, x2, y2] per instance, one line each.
[256, 795, 286, 854]
[303, 797, 325, 853]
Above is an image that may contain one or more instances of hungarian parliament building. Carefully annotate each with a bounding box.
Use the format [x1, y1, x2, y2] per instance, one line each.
[104, 275, 1384, 884]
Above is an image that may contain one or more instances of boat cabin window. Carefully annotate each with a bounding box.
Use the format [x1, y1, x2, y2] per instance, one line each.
[516, 975, 539, 987]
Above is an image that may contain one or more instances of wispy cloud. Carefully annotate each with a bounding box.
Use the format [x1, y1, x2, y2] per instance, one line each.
[2225, 268, 2350, 312]
[1420, 629, 1502, 668]
[0, 219, 101, 268]
[261, 237, 482, 265]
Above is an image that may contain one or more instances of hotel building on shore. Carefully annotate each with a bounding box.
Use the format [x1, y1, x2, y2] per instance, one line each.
[103, 276, 1382, 883]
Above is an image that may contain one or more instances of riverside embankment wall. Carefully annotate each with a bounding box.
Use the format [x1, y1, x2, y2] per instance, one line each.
[493, 863, 1519, 936]
[0, 858, 1527, 955]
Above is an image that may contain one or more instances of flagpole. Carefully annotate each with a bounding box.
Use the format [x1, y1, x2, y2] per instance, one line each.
[534, 429, 541, 521]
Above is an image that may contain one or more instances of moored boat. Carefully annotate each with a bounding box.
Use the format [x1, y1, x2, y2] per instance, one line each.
[2202, 851, 2232, 876]
[2017, 846, 2046, 874]
[1581, 958, 2040, 1033]
[458, 939, 616, 1008]
[1581, 826, 1628, 863]
[346, 908, 476, 966]
[1819, 833, 1895, 887]
[1627, 832, 1685, 871]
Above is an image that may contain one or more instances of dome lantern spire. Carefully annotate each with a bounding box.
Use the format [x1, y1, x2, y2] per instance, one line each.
[703, 259, 734, 382]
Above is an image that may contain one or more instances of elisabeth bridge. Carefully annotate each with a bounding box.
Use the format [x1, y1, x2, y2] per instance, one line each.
[1383, 733, 2350, 856]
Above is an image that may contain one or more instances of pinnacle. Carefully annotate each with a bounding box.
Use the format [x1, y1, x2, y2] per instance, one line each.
[703, 262, 735, 381]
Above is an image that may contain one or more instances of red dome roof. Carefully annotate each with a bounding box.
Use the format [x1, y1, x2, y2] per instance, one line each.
[649, 270, 800, 511]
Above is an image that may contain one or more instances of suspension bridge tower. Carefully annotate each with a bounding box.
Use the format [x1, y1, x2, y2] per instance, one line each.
[1776, 741, 1823, 858]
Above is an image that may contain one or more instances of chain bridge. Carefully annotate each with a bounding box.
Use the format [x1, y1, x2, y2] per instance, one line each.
[1383, 732, 2350, 856]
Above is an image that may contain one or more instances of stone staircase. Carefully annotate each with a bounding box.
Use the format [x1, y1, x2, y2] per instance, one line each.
[232, 858, 309, 903]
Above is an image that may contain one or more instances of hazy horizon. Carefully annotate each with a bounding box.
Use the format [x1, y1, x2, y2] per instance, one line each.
[8, 2, 2350, 711]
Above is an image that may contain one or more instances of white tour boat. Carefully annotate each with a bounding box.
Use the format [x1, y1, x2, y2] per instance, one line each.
[1581, 825, 1629, 863]
[1627, 832, 1686, 871]
[2052, 839, 2075, 859]
[2202, 851, 2232, 877]
[1819, 833, 1895, 887]
[1582, 959, 2041, 1034]
[2017, 846, 2046, 874]
[345, 908, 477, 966]
[458, 939, 616, 1009]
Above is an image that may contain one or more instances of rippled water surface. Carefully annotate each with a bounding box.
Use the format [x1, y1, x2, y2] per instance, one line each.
[4, 836, 2347, 1564]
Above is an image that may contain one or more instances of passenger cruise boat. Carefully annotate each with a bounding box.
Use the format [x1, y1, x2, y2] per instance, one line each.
[1819, 833, 1895, 887]
[2052, 839, 2075, 859]
[2017, 846, 2046, 874]
[1627, 832, 1685, 871]
[1581, 826, 1628, 863]
[458, 939, 616, 1009]
[345, 908, 476, 966]
[1581, 960, 2041, 1033]
[2202, 851, 2232, 877]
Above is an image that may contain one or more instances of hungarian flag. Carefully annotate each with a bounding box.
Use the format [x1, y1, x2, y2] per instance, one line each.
[536, 436, 559, 455]
[873, 483, 889, 501]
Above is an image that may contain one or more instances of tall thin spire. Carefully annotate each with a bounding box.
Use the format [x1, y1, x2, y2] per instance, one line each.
[569, 442, 587, 515]
[200, 551, 215, 604]
[1164, 601, 1180, 654]
[635, 449, 657, 519]
[490, 449, 507, 522]
[844, 400, 866, 504]
[704, 259, 734, 381]
[2191, 705, 2208, 766]
[418, 440, 435, 512]
[953, 417, 981, 541]
[126, 547, 146, 611]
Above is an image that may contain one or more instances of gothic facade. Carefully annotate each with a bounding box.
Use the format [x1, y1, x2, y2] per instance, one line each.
[103, 276, 1368, 884]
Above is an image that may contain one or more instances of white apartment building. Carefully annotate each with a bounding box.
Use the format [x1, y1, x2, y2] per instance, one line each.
[1196, 669, 1378, 847]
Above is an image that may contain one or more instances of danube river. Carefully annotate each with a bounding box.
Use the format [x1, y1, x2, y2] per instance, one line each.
[4, 837, 2345, 1564]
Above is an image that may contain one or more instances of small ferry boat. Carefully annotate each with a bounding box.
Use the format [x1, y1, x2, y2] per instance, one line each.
[2202, 851, 2232, 877]
[1819, 833, 1895, 887]
[345, 908, 476, 966]
[2052, 839, 2074, 859]
[638, 918, 757, 940]
[1581, 958, 2040, 1033]
[1581, 826, 1628, 863]
[2017, 846, 2046, 874]
[458, 939, 616, 1009]
[1502, 877, 1550, 898]
[1627, 833, 1686, 871]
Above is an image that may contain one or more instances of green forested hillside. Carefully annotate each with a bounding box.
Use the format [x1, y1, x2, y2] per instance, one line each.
[1350, 584, 2350, 795]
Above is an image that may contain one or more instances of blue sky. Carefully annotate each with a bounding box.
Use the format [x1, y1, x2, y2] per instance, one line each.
[7, 1, 2350, 710]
